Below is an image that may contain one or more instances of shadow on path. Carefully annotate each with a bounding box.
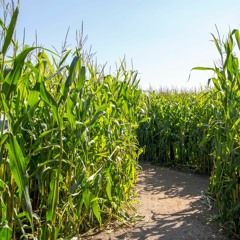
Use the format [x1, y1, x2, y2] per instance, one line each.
[85, 161, 227, 240]
[115, 161, 226, 240]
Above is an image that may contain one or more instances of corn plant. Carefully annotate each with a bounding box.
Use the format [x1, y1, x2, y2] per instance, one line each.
[0, 2, 142, 239]
[192, 28, 240, 237]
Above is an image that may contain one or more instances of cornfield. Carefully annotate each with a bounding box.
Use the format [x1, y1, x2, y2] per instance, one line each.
[138, 89, 215, 173]
[0, 2, 142, 239]
[0, 1, 240, 239]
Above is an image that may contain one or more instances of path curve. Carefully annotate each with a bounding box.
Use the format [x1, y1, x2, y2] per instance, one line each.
[84, 161, 227, 240]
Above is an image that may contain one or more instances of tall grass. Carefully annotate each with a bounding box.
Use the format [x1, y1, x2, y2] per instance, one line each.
[0, 2, 142, 239]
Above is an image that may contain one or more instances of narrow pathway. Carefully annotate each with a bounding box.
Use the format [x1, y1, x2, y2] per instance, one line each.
[84, 161, 227, 240]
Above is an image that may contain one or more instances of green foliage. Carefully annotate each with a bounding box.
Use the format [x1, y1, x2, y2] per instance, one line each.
[138, 89, 215, 173]
[0, 3, 142, 239]
[202, 29, 240, 238]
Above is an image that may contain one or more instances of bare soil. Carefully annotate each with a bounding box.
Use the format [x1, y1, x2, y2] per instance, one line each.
[82, 161, 227, 240]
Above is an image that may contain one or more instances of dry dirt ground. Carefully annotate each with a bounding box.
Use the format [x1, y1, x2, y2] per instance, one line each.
[82, 161, 227, 240]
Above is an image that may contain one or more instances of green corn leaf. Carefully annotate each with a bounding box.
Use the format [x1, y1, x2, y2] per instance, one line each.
[66, 97, 76, 130]
[87, 111, 104, 127]
[59, 56, 80, 104]
[65, 56, 80, 88]
[139, 116, 149, 123]
[5, 133, 33, 229]
[82, 188, 91, 212]
[46, 66, 65, 81]
[2, 47, 36, 99]
[191, 67, 214, 71]
[1, 6, 19, 56]
[46, 177, 56, 222]
[87, 166, 103, 182]
[32, 144, 60, 156]
[39, 82, 62, 128]
[77, 66, 86, 90]
[38, 51, 54, 74]
[188, 66, 214, 82]
[58, 48, 71, 68]
[199, 133, 212, 147]
[6, 47, 36, 85]
[231, 118, 240, 131]
[211, 33, 222, 56]
[0, 18, 7, 34]
[91, 199, 102, 225]
[6, 134, 26, 198]
[70, 174, 84, 194]
[27, 90, 40, 109]
[212, 78, 221, 91]
[28, 129, 56, 153]
[233, 29, 240, 50]
[0, 224, 12, 240]
[39, 82, 56, 107]
[12, 114, 29, 134]
[106, 177, 112, 201]
[0, 133, 8, 146]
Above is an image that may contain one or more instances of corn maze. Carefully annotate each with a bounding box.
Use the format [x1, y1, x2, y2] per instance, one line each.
[0, 2, 239, 239]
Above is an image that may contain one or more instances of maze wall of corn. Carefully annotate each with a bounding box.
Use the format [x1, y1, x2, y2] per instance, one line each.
[0, 2, 239, 239]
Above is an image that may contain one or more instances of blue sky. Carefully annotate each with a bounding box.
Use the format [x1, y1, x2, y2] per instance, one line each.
[15, 0, 240, 90]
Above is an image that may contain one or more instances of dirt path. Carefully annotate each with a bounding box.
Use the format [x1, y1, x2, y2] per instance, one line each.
[84, 161, 227, 240]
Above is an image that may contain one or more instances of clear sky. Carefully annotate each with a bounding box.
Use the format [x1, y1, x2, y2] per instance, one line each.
[13, 0, 240, 90]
